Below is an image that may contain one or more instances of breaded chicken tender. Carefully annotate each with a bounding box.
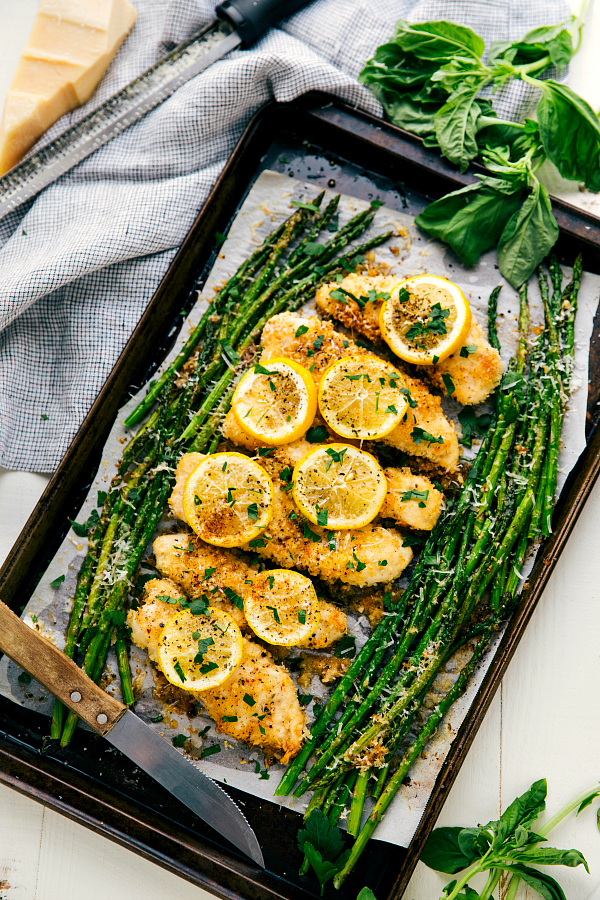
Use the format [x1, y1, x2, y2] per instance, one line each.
[153, 533, 347, 649]
[168, 453, 413, 586]
[200, 638, 307, 764]
[381, 467, 443, 531]
[315, 272, 399, 344]
[425, 320, 503, 405]
[259, 312, 459, 470]
[128, 586, 306, 763]
[317, 276, 503, 406]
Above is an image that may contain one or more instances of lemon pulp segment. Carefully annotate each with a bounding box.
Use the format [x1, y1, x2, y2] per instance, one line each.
[292, 443, 387, 529]
[232, 357, 317, 445]
[379, 274, 471, 365]
[182, 452, 273, 547]
[318, 355, 408, 440]
[244, 569, 320, 646]
[157, 607, 243, 692]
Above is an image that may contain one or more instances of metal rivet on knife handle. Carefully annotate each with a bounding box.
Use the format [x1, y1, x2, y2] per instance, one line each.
[70, 691, 82, 703]
[97, 714, 108, 725]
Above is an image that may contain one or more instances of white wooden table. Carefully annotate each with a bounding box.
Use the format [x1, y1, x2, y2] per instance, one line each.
[1, 2, 600, 898]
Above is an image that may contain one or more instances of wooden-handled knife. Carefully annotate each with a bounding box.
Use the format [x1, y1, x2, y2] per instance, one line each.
[0, 598, 264, 867]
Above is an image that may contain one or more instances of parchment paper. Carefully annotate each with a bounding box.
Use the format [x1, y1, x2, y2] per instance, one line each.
[1, 171, 598, 848]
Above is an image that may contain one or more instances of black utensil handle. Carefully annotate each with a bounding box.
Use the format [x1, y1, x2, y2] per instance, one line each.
[216, 0, 313, 46]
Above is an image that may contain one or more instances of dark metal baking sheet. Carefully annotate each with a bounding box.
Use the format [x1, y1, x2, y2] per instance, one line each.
[1, 94, 600, 900]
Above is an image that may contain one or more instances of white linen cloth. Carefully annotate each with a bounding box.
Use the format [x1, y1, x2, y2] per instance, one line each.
[0, 0, 567, 470]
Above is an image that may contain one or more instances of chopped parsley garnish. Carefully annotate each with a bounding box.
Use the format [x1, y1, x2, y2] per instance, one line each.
[295, 325, 309, 337]
[378, 559, 388, 567]
[222, 715, 238, 722]
[291, 200, 319, 211]
[193, 637, 215, 666]
[313, 335, 324, 351]
[200, 661, 219, 675]
[18, 671, 32, 685]
[97, 490, 107, 506]
[248, 537, 267, 548]
[254, 363, 273, 375]
[200, 745, 221, 759]
[194, 494, 202, 506]
[258, 447, 275, 457]
[50, 574, 65, 589]
[385, 404, 398, 414]
[150, 715, 164, 723]
[460, 344, 478, 357]
[398, 287, 411, 303]
[335, 635, 356, 659]
[247, 502, 258, 521]
[243, 693, 256, 707]
[298, 609, 307, 625]
[202, 567, 216, 582]
[222, 461, 227, 472]
[302, 521, 321, 543]
[172, 734, 187, 747]
[306, 424, 328, 443]
[325, 447, 347, 470]
[398, 386, 418, 408]
[297, 691, 312, 706]
[401, 488, 430, 508]
[442, 373, 455, 396]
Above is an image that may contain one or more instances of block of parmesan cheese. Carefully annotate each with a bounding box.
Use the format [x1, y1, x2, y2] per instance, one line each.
[0, 0, 137, 176]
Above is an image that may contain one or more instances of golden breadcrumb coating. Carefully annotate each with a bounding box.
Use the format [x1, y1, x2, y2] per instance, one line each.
[153, 532, 347, 649]
[425, 319, 503, 406]
[315, 272, 400, 344]
[127, 577, 186, 663]
[259, 311, 459, 470]
[381, 467, 443, 531]
[168, 452, 413, 586]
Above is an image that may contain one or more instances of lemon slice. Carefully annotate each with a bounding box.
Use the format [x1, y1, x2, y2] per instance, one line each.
[244, 569, 320, 646]
[318, 355, 408, 440]
[232, 357, 317, 445]
[379, 274, 472, 365]
[157, 607, 243, 692]
[292, 443, 387, 529]
[182, 452, 273, 547]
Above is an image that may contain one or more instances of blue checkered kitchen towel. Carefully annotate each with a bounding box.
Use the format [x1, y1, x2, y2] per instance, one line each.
[0, 0, 568, 471]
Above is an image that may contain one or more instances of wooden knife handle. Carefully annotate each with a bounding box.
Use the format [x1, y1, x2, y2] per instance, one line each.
[0, 599, 126, 736]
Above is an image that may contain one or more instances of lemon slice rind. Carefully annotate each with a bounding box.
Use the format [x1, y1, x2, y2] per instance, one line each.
[182, 452, 274, 548]
[379, 274, 472, 365]
[318, 355, 408, 440]
[244, 569, 320, 646]
[292, 443, 387, 530]
[157, 607, 243, 692]
[232, 357, 317, 446]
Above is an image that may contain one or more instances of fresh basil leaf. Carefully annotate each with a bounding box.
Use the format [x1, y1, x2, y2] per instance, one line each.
[392, 19, 485, 61]
[511, 847, 588, 870]
[416, 181, 522, 268]
[577, 790, 600, 815]
[497, 180, 559, 288]
[537, 81, 600, 192]
[421, 826, 474, 874]
[493, 778, 547, 846]
[357, 890, 378, 900]
[500, 864, 567, 900]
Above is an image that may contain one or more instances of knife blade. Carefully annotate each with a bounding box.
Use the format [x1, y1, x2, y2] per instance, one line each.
[0, 598, 264, 866]
[0, 0, 314, 222]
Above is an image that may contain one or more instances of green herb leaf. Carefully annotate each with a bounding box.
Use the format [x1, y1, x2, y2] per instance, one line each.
[442, 373, 455, 396]
[254, 363, 273, 375]
[149, 715, 164, 723]
[295, 325, 309, 337]
[173, 661, 186, 683]
[291, 200, 319, 212]
[297, 809, 345, 861]
[222, 715, 238, 722]
[243, 693, 255, 706]
[172, 734, 187, 747]
[247, 502, 258, 521]
[316, 506, 328, 526]
[193, 636, 215, 665]
[302, 521, 321, 543]
[421, 827, 475, 874]
[401, 488, 429, 503]
[223, 587, 244, 610]
[297, 691, 312, 706]
[18, 671, 32, 685]
[298, 609, 307, 624]
[537, 81, 600, 191]
[411, 426, 444, 446]
[50, 574, 65, 589]
[97, 490, 107, 506]
[497, 179, 559, 288]
[460, 344, 478, 357]
[201, 745, 221, 759]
